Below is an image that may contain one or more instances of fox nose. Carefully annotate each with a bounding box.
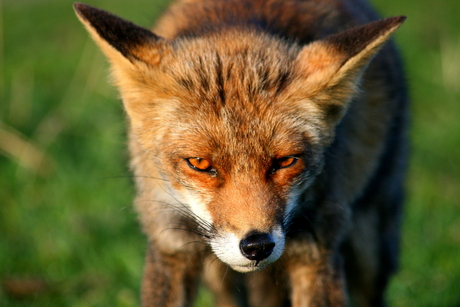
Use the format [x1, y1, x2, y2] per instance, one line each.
[239, 232, 275, 262]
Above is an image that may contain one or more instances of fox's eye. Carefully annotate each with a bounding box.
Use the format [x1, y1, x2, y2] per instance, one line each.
[186, 157, 213, 172]
[272, 156, 298, 173]
[278, 157, 297, 168]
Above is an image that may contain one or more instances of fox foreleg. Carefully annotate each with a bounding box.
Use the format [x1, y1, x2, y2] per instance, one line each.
[288, 257, 347, 307]
[141, 243, 202, 307]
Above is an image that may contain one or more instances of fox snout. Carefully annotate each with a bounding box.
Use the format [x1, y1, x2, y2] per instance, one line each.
[211, 225, 285, 273]
[240, 231, 276, 262]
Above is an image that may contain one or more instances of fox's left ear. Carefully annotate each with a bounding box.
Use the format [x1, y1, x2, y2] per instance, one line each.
[73, 3, 168, 68]
[296, 16, 406, 123]
[74, 3, 174, 127]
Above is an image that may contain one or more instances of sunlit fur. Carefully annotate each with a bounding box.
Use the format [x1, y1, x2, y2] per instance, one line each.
[75, 0, 408, 306]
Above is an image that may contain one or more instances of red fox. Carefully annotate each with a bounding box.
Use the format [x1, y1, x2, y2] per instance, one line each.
[74, 0, 408, 306]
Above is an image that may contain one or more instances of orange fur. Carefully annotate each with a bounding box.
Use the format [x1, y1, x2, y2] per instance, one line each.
[74, 1, 408, 306]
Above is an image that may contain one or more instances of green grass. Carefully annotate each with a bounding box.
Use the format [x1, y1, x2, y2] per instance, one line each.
[1, 0, 459, 306]
[372, 0, 460, 305]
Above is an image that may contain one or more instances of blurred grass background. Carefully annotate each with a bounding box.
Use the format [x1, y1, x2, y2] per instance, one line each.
[0, 0, 459, 306]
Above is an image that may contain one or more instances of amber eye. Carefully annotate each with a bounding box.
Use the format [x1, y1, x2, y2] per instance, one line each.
[186, 157, 213, 172]
[272, 156, 298, 173]
[278, 157, 297, 168]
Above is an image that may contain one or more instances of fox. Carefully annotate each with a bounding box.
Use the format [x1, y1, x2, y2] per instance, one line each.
[74, 0, 408, 306]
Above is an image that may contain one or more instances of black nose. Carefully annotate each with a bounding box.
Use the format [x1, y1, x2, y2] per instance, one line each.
[239, 232, 275, 262]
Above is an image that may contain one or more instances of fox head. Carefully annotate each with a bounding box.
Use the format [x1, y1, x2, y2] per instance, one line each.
[74, 3, 405, 272]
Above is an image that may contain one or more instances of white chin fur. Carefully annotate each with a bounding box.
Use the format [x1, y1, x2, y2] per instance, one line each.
[210, 225, 285, 273]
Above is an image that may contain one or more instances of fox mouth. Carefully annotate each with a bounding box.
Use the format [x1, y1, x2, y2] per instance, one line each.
[230, 260, 270, 273]
[216, 250, 280, 273]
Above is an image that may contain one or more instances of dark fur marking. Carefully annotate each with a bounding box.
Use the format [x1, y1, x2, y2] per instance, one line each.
[274, 70, 292, 96]
[214, 53, 226, 105]
[178, 77, 194, 91]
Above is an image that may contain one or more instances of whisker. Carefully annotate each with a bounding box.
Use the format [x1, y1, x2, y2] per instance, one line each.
[100, 174, 171, 182]
[192, 248, 211, 258]
[220, 263, 230, 288]
[173, 241, 209, 254]
[162, 225, 212, 239]
[134, 194, 215, 243]
[152, 184, 215, 232]
[126, 176, 218, 253]
[210, 254, 223, 269]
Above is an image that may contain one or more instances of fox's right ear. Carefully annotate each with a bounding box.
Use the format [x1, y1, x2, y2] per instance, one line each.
[73, 3, 168, 68]
[295, 16, 406, 125]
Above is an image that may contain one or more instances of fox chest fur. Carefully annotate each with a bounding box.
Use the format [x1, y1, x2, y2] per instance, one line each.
[75, 0, 408, 306]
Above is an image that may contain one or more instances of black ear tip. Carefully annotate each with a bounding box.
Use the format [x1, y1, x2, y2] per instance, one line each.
[389, 15, 407, 26]
[380, 15, 407, 30]
[398, 16, 407, 26]
[73, 2, 86, 13]
[73, 3, 91, 18]
[73, 3, 104, 20]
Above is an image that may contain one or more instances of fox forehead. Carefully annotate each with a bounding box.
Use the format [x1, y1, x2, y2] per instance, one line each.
[162, 101, 312, 160]
[133, 31, 326, 153]
[139, 30, 302, 100]
[169, 114, 310, 158]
